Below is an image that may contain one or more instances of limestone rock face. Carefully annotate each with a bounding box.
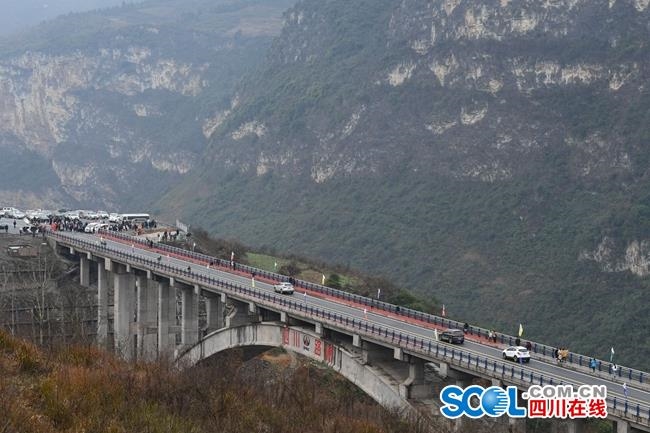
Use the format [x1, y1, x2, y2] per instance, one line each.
[0, 0, 291, 209]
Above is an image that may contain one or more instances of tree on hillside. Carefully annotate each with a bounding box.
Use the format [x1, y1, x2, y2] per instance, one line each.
[279, 262, 300, 277]
[325, 273, 342, 289]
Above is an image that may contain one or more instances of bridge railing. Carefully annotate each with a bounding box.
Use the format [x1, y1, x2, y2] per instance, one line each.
[89, 230, 648, 387]
[51, 230, 650, 425]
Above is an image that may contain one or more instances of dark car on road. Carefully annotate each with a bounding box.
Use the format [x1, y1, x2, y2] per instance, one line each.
[440, 329, 465, 344]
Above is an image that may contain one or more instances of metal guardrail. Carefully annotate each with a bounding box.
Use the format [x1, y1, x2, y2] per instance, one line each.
[50, 230, 650, 424]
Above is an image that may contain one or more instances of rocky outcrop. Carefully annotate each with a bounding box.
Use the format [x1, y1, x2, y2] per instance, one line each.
[0, 0, 290, 209]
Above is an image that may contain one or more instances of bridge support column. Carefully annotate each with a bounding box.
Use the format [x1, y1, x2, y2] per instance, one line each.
[80, 255, 90, 287]
[615, 421, 629, 433]
[204, 291, 223, 332]
[136, 275, 157, 361]
[97, 260, 109, 348]
[181, 284, 199, 347]
[157, 279, 176, 355]
[113, 265, 135, 360]
[399, 357, 429, 399]
[437, 362, 449, 378]
[226, 298, 255, 327]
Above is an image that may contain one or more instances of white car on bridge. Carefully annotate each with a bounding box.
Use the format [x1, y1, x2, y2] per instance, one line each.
[502, 346, 531, 363]
[273, 282, 294, 295]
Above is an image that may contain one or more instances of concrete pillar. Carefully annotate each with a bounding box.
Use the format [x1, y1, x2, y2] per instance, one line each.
[615, 421, 629, 433]
[399, 357, 429, 399]
[226, 298, 254, 328]
[157, 279, 175, 355]
[437, 362, 449, 378]
[97, 260, 109, 348]
[205, 292, 223, 332]
[181, 284, 199, 347]
[113, 266, 135, 360]
[353, 334, 361, 347]
[136, 274, 157, 361]
[80, 255, 90, 286]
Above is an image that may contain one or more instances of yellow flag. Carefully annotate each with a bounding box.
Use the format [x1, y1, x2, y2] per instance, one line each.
[518, 323, 524, 337]
[322, 274, 326, 285]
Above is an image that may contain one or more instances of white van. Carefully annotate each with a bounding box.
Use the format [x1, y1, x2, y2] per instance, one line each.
[2, 207, 20, 218]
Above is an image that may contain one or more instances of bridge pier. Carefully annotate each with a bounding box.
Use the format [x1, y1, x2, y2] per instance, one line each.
[226, 298, 256, 327]
[157, 279, 176, 355]
[113, 265, 135, 360]
[204, 291, 224, 332]
[80, 254, 90, 287]
[180, 284, 200, 347]
[97, 260, 109, 348]
[398, 357, 429, 400]
[136, 274, 157, 361]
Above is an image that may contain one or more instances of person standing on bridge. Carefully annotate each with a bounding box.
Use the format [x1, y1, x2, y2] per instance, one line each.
[623, 382, 628, 400]
[589, 358, 597, 372]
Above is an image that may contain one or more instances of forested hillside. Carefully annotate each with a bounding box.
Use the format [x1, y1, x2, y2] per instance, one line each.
[160, 0, 650, 369]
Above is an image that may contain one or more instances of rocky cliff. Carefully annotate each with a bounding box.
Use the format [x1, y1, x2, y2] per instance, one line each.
[0, 0, 294, 209]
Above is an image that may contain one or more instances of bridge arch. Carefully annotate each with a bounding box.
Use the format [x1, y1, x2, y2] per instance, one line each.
[177, 323, 414, 415]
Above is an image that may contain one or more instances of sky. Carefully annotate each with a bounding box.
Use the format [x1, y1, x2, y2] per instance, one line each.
[0, 0, 131, 36]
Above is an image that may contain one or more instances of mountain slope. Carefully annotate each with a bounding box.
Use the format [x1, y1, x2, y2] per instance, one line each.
[161, 0, 650, 368]
[0, 0, 295, 209]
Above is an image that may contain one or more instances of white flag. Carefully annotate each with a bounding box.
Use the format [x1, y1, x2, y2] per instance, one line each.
[322, 274, 326, 285]
[230, 251, 234, 261]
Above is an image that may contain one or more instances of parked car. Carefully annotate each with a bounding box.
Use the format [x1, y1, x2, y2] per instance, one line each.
[84, 222, 101, 233]
[273, 282, 294, 295]
[502, 346, 531, 363]
[440, 329, 465, 344]
[2, 207, 20, 218]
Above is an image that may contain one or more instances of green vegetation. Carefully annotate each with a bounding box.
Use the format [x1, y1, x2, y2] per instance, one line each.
[194, 230, 439, 313]
[154, 0, 650, 371]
